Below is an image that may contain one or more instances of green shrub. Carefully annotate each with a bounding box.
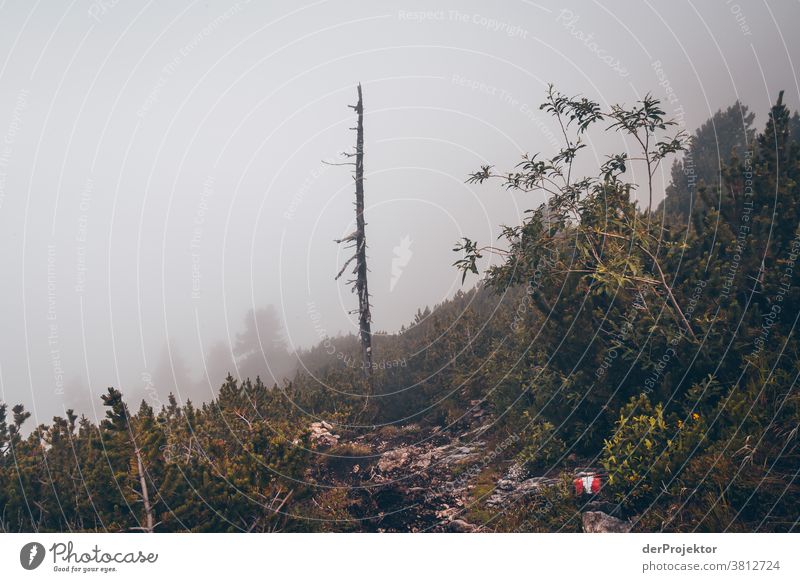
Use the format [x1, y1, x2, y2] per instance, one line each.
[516, 421, 567, 472]
[602, 394, 705, 511]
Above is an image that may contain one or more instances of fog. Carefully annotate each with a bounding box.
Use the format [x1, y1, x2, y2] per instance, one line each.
[0, 0, 797, 424]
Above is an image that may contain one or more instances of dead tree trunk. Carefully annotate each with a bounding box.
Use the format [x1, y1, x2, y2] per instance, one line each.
[353, 84, 373, 381]
[334, 84, 373, 390]
[134, 446, 155, 533]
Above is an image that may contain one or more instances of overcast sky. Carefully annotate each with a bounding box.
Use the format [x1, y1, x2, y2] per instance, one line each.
[0, 0, 797, 424]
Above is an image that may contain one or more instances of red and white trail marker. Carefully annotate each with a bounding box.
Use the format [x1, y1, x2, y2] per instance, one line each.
[574, 474, 602, 495]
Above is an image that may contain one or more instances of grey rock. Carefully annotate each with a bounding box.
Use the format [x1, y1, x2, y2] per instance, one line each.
[447, 519, 476, 533]
[582, 511, 632, 533]
[309, 422, 340, 448]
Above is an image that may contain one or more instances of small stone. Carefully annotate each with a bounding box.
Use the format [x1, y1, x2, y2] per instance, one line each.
[582, 511, 632, 533]
[448, 519, 475, 533]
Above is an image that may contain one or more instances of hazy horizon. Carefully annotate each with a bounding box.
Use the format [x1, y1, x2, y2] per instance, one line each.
[0, 0, 797, 424]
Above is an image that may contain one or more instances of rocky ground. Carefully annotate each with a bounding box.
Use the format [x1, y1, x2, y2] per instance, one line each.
[306, 402, 630, 533]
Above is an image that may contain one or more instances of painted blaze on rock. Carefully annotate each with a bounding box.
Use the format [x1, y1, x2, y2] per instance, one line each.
[574, 474, 602, 495]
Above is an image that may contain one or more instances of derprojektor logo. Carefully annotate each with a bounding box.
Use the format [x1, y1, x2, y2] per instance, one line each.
[19, 542, 46, 570]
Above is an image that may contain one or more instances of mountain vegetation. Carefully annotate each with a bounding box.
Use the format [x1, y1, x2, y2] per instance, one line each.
[1, 87, 798, 532]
